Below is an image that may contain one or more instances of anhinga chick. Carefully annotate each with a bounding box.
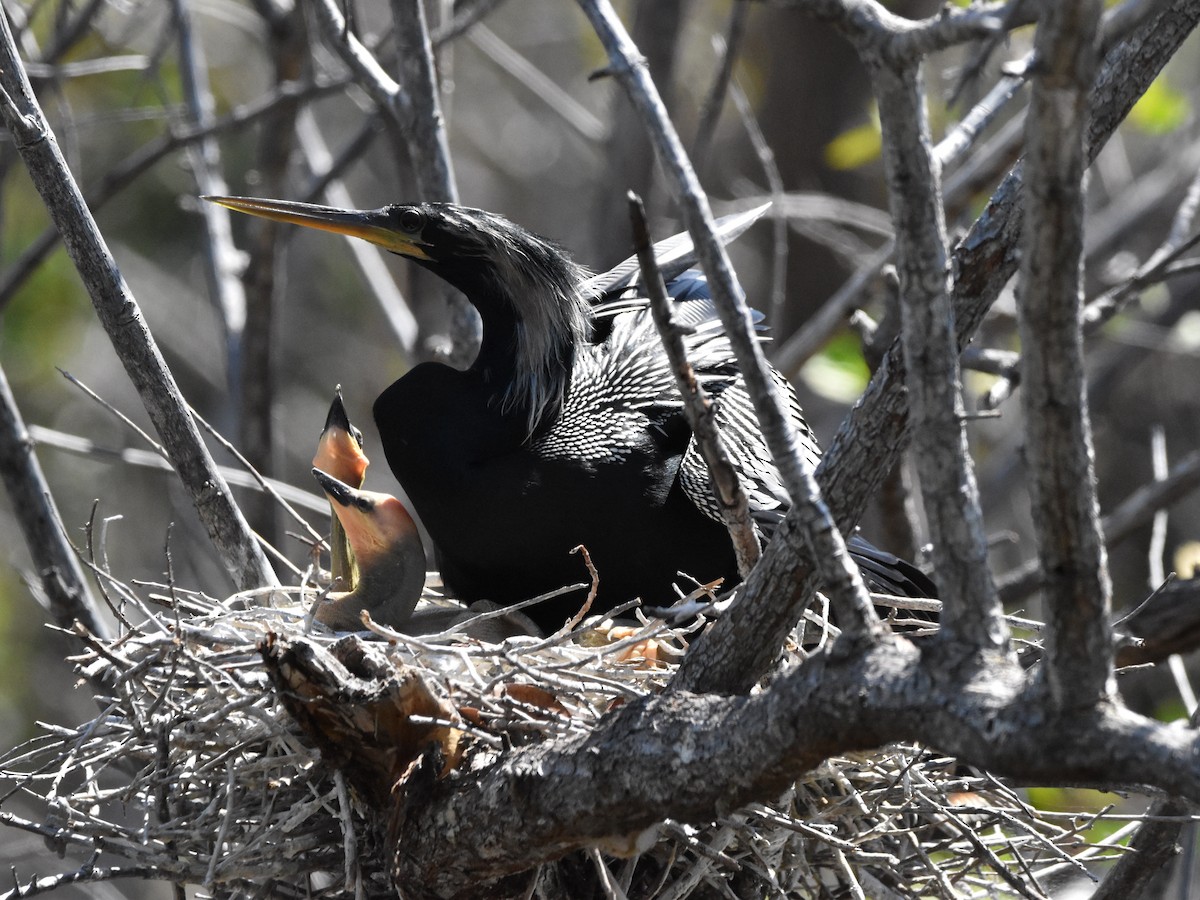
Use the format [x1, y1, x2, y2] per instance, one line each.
[310, 467, 538, 641]
[311, 467, 425, 632]
[312, 391, 369, 590]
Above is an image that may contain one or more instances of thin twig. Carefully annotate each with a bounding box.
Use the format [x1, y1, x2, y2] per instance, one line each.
[690, 1, 749, 171]
[171, 0, 248, 404]
[629, 192, 760, 576]
[294, 109, 419, 353]
[730, 81, 788, 320]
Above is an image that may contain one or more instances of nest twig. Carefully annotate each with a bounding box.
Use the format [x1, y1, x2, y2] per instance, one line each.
[0, 573, 1124, 899]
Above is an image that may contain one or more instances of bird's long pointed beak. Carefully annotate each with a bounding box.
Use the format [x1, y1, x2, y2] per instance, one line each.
[313, 467, 374, 513]
[313, 392, 369, 489]
[312, 467, 421, 563]
[204, 195, 432, 260]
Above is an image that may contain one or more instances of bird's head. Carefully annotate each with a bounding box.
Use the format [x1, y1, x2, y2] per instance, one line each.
[208, 195, 592, 434]
[312, 390, 368, 489]
[311, 467, 426, 631]
[312, 467, 423, 573]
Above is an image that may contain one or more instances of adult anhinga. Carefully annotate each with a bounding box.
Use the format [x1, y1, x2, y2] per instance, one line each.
[212, 196, 935, 630]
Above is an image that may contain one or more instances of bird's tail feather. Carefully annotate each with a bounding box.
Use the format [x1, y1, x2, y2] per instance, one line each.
[846, 534, 939, 599]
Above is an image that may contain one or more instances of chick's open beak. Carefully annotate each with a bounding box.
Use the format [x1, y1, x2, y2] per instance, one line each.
[313, 392, 368, 489]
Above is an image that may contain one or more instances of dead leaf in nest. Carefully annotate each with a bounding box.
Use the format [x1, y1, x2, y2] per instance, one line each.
[260, 633, 463, 808]
[502, 682, 570, 718]
[605, 696, 627, 713]
[602, 626, 665, 666]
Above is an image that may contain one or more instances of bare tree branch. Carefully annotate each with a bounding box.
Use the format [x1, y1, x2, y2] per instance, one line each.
[382, 627, 1200, 894]
[171, 0, 248, 406]
[1117, 577, 1200, 668]
[5, 1, 1200, 893]
[766, 0, 1013, 61]
[294, 110, 420, 353]
[730, 82, 789, 319]
[1018, 0, 1113, 707]
[234, 4, 309, 542]
[678, 0, 1200, 696]
[387, 0, 477, 367]
[1092, 798, 1187, 900]
[0, 362, 108, 639]
[630, 192, 760, 576]
[690, 0, 749, 173]
[591, 0, 686, 263]
[0, 71, 349, 312]
[390, 0, 457, 203]
[865, 40, 1002, 650]
[310, 0, 476, 366]
[0, 16, 278, 593]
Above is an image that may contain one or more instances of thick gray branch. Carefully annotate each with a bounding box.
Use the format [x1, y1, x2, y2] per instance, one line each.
[0, 17, 278, 593]
[1018, 0, 1114, 707]
[389, 0, 458, 203]
[765, 0, 1019, 61]
[868, 55, 1003, 651]
[1092, 798, 1187, 900]
[388, 0, 478, 365]
[390, 632, 1200, 895]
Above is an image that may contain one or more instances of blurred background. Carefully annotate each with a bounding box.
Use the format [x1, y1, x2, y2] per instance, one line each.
[1, 0, 1199, 894]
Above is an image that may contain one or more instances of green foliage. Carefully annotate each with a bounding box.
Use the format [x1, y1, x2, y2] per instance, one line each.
[800, 331, 871, 403]
[1128, 76, 1190, 135]
[1025, 786, 1129, 844]
[1155, 696, 1188, 724]
[824, 113, 881, 170]
[0, 182, 89, 387]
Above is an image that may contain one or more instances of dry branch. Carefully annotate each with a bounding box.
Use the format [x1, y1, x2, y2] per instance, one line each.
[629, 193, 761, 576]
[865, 24, 1002, 650]
[1018, 0, 1113, 707]
[0, 363, 107, 639]
[0, 15, 277, 594]
[678, 0, 1200, 696]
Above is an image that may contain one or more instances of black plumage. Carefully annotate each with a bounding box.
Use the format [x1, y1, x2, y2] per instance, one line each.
[210, 196, 935, 629]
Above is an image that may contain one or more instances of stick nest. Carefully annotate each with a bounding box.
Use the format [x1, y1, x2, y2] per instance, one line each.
[0, 579, 1121, 899]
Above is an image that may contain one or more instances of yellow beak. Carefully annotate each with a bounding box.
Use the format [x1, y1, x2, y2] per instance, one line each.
[204, 195, 432, 261]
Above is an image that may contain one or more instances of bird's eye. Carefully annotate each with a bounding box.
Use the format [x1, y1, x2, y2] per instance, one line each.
[399, 209, 423, 233]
